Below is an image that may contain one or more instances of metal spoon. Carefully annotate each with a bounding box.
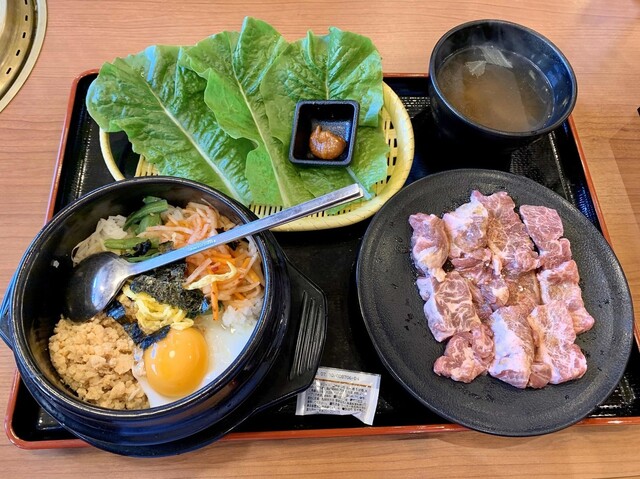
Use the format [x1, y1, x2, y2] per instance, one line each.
[64, 184, 363, 321]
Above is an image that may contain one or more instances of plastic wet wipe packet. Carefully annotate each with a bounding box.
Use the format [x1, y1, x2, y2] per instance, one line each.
[295, 367, 381, 425]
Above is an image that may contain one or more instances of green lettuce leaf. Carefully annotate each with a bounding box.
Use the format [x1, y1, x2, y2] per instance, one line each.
[86, 18, 390, 213]
[86, 45, 254, 204]
[261, 27, 384, 144]
[260, 26, 388, 205]
[298, 125, 389, 214]
[182, 18, 314, 207]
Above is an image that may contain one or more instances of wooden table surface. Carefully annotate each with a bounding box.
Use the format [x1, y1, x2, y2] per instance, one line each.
[1, 0, 640, 477]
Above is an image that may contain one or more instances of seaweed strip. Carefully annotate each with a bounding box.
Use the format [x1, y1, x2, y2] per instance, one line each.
[129, 262, 208, 317]
[105, 300, 170, 350]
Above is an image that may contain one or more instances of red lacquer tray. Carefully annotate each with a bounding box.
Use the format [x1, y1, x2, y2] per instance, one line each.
[5, 71, 640, 450]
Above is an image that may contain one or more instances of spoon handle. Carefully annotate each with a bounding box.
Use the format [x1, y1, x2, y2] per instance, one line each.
[128, 184, 363, 276]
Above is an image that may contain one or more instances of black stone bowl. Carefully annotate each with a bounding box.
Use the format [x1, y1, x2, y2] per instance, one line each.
[0, 176, 326, 456]
[428, 19, 578, 160]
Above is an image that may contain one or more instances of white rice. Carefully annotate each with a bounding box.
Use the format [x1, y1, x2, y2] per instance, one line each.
[221, 294, 264, 329]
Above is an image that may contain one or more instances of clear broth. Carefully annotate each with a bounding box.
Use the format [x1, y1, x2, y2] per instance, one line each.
[436, 46, 553, 133]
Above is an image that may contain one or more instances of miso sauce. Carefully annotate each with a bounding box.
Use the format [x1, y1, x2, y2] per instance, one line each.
[436, 46, 553, 132]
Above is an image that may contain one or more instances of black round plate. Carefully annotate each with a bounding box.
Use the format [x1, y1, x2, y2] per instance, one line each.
[356, 169, 635, 436]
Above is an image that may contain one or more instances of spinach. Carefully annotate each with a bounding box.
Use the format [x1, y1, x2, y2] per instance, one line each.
[123, 198, 168, 231]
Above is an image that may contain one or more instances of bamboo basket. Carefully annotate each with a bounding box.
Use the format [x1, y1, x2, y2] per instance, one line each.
[100, 83, 415, 232]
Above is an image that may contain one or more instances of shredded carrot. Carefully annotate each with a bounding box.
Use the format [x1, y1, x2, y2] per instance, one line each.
[247, 270, 260, 284]
[140, 202, 264, 319]
[184, 258, 212, 284]
[211, 281, 219, 321]
[207, 253, 233, 261]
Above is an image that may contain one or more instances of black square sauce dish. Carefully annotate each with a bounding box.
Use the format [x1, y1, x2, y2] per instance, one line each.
[289, 100, 359, 167]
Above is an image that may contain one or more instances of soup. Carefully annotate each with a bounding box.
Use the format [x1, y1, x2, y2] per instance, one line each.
[436, 46, 553, 133]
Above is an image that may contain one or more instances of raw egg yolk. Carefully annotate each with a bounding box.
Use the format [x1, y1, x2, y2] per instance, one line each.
[144, 327, 208, 398]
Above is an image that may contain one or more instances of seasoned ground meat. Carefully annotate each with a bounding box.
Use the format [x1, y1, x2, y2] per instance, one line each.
[49, 314, 148, 409]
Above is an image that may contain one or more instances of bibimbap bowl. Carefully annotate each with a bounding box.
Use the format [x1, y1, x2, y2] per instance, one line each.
[0, 176, 325, 456]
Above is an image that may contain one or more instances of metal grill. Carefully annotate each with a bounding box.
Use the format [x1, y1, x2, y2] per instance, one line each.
[0, 0, 47, 112]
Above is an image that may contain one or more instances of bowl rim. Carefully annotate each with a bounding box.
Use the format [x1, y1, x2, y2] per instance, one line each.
[10, 176, 281, 419]
[428, 18, 578, 138]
